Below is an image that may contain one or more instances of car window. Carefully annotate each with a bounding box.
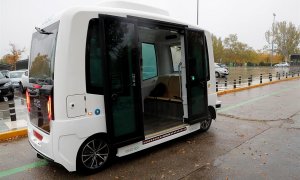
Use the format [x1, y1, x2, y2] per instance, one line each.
[9, 72, 24, 78]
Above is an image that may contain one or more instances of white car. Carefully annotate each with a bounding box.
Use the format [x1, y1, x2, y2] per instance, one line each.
[215, 63, 229, 78]
[274, 62, 290, 67]
[20, 70, 29, 93]
[8, 70, 26, 89]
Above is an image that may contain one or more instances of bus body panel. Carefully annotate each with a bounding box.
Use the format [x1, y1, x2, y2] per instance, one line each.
[28, 4, 220, 172]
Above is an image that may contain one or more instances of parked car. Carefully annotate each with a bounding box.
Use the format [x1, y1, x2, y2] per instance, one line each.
[274, 62, 290, 67]
[215, 63, 229, 78]
[20, 70, 29, 93]
[8, 70, 26, 89]
[0, 70, 10, 77]
[0, 72, 14, 100]
[216, 63, 228, 70]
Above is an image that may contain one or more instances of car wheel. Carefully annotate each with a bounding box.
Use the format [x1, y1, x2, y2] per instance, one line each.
[8, 95, 14, 101]
[199, 110, 213, 132]
[77, 136, 112, 174]
[215, 72, 220, 78]
[19, 83, 25, 93]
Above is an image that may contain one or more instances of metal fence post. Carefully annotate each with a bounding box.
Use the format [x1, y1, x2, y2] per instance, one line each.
[8, 101, 16, 121]
[248, 77, 251, 86]
[239, 76, 241, 85]
[270, 73, 272, 82]
[216, 82, 218, 92]
[260, 74, 262, 84]
[234, 79, 236, 89]
[225, 79, 227, 88]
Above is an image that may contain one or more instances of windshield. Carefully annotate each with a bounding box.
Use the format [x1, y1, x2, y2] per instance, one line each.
[29, 21, 59, 85]
[9, 72, 23, 78]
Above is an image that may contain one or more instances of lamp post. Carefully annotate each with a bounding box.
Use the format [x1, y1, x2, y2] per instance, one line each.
[271, 13, 276, 67]
[197, 0, 199, 25]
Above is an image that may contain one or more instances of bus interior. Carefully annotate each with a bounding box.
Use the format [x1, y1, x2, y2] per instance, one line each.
[139, 25, 185, 135]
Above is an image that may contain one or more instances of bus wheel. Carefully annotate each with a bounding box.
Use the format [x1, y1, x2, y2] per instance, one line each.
[77, 136, 111, 173]
[199, 112, 212, 132]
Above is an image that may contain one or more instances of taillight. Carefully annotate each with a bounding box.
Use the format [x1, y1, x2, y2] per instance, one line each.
[47, 96, 53, 121]
[26, 90, 30, 112]
[33, 130, 43, 141]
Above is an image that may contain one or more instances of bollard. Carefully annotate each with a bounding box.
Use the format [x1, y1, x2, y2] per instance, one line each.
[234, 79, 236, 89]
[216, 82, 218, 92]
[286, 72, 288, 78]
[250, 75, 253, 83]
[225, 79, 227, 88]
[270, 73, 272, 82]
[276, 72, 278, 78]
[260, 74, 262, 84]
[8, 101, 16, 121]
[248, 77, 251, 86]
[298, 71, 299, 76]
[278, 73, 281, 80]
[292, 72, 294, 77]
[283, 71, 285, 77]
[239, 76, 241, 85]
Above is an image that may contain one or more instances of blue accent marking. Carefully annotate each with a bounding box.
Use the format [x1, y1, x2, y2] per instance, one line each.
[95, 109, 100, 115]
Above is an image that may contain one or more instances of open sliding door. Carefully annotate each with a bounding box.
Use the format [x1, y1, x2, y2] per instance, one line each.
[184, 28, 209, 124]
[99, 15, 144, 147]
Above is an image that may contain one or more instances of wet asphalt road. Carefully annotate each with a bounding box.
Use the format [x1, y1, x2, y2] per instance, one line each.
[1, 79, 300, 179]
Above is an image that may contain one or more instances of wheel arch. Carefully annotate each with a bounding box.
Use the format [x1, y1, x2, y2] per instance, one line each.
[208, 105, 216, 120]
[75, 132, 111, 171]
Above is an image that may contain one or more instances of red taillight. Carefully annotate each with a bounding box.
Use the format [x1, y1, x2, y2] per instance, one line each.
[47, 96, 53, 121]
[33, 130, 43, 141]
[26, 90, 30, 112]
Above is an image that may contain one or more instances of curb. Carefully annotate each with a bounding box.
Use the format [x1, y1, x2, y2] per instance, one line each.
[0, 128, 27, 141]
[217, 76, 300, 96]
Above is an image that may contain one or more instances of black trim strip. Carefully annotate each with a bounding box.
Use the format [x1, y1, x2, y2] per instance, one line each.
[143, 127, 187, 145]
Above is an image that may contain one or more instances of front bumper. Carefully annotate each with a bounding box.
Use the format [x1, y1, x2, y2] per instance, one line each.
[0, 86, 14, 98]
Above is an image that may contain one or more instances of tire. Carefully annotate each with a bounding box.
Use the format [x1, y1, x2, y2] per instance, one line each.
[19, 83, 25, 93]
[8, 95, 14, 101]
[215, 72, 220, 78]
[77, 136, 112, 174]
[199, 110, 213, 132]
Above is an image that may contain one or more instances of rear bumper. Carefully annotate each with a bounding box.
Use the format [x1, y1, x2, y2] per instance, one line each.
[27, 123, 54, 161]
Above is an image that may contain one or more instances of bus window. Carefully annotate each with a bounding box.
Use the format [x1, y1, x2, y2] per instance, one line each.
[170, 45, 181, 72]
[86, 19, 104, 94]
[142, 43, 157, 80]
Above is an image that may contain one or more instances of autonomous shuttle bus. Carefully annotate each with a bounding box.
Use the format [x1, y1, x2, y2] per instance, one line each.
[27, 1, 221, 172]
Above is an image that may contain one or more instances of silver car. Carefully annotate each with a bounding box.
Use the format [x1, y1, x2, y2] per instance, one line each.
[8, 70, 26, 89]
[215, 63, 229, 78]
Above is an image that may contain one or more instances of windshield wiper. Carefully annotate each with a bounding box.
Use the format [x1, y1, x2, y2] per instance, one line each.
[35, 27, 53, 35]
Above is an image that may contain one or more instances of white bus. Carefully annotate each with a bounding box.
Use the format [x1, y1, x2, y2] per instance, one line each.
[27, 1, 221, 173]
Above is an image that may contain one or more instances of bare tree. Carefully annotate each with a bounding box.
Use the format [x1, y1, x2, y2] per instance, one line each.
[265, 21, 300, 61]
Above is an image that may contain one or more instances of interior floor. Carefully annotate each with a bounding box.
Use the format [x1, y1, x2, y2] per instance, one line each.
[143, 114, 183, 135]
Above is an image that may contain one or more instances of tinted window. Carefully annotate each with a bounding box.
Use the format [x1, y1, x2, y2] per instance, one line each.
[29, 22, 58, 85]
[142, 43, 157, 80]
[170, 45, 181, 72]
[86, 19, 104, 94]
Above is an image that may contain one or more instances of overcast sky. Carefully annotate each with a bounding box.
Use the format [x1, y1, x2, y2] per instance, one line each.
[0, 0, 299, 58]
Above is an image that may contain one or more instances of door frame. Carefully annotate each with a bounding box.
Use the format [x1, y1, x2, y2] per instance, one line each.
[184, 28, 209, 124]
[98, 14, 144, 147]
